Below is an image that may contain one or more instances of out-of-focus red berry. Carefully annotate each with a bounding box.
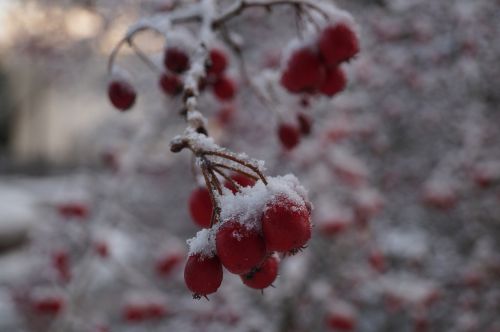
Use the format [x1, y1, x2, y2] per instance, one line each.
[108, 80, 136, 111]
[281, 47, 325, 93]
[278, 123, 301, 150]
[159, 73, 183, 96]
[164, 47, 190, 73]
[319, 23, 359, 66]
[213, 76, 236, 101]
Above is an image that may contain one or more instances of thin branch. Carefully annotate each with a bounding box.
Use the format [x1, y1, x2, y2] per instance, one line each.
[212, 162, 260, 182]
[129, 40, 163, 74]
[203, 150, 268, 184]
[212, 166, 242, 193]
[212, 0, 328, 28]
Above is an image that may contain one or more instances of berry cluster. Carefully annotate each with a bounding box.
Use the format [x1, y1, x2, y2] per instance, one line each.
[184, 175, 312, 299]
[280, 22, 359, 96]
[206, 48, 237, 101]
[108, 45, 237, 112]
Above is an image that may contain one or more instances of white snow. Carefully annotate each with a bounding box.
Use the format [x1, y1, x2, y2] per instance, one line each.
[187, 174, 309, 256]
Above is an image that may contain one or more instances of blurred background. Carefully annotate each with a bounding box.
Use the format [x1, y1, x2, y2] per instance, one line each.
[1, 0, 500, 331]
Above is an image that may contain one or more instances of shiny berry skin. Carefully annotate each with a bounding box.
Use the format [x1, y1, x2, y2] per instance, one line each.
[159, 73, 182, 96]
[297, 112, 313, 135]
[280, 47, 325, 93]
[278, 123, 301, 150]
[320, 67, 347, 97]
[208, 48, 228, 77]
[262, 195, 311, 252]
[241, 255, 278, 289]
[319, 23, 359, 66]
[188, 187, 213, 228]
[216, 220, 266, 274]
[108, 80, 136, 111]
[184, 253, 223, 296]
[164, 47, 190, 73]
[224, 173, 256, 193]
[213, 76, 236, 101]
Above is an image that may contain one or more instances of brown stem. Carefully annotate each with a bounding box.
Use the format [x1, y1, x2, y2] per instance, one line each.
[107, 38, 128, 74]
[212, 166, 242, 193]
[212, 163, 259, 182]
[203, 150, 267, 185]
[200, 161, 221, 227]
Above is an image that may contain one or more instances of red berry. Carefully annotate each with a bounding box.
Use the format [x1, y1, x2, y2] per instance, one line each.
[208, 48, 228, 76]
[52, 250, 71, 282]
[213, 75, 236, 101]
[145, 302, 167, 319]
[33, 296, 64, 315]
[261, 195, 311, 252]
[156, 253, 183, 276]
[216, 106, 236, 125]
[280, 47, 325, 93]
[94, 241, 109, 258]
[57, 202, 89, 219]
[297, 112, 313, 135]
[159, 73, 182, 96]
[108, 80, 136, 111]
[368, 248, 386, 273]
[164, 47, 190, 73]
[326, 310, 356, 331]
[184, 253, 223, 296]
[224, 173, 256, 193]
[320, 67, 347, 97]
[278, 123, 301, 150]
[319, 23, 359, 66]
[240, 255, 278, 289]
[188, 187, 213, 228]
[123, 304, 146, 322]
[216, 220, 266, 274]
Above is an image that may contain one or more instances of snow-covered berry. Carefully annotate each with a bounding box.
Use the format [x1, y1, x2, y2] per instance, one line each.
[261, 194, 311, 253]
[216, 219, 266, 274]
